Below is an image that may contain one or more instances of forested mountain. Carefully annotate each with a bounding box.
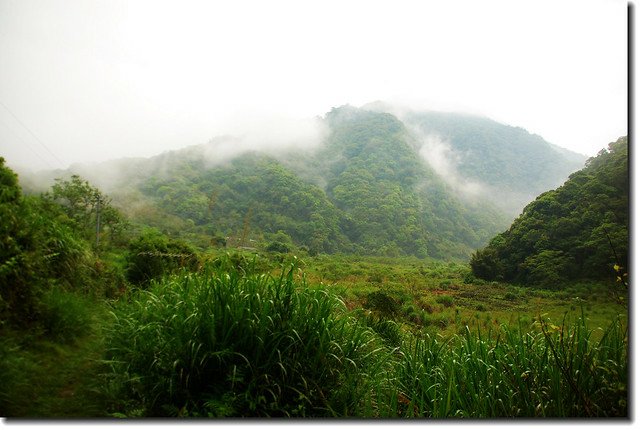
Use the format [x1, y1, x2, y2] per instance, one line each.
[286, 106, 507, 257]
[140, 153, 351, 254]
[470, 136, 628, 286]
[365, 102, 587, 215]
[17, 104, 586, 260]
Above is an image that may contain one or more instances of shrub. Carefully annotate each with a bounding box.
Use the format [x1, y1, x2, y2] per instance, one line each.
[265, 241, 291, 254]
[364, 291, 400, 317]
[125, 229, 199, 285]
[504, 292, 518, 301]
[436, 295, 454, 308]
[1, 159, 95, 325]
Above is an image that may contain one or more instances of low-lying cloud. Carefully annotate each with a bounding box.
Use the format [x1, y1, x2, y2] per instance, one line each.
[202, 111, 328, 167]
[417, 132, 486, 199]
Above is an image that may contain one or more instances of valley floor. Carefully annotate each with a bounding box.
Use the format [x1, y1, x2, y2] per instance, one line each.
[1, 253, 629, 418]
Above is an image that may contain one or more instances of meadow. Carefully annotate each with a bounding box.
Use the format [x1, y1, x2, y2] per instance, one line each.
[1, 251, 628, 418]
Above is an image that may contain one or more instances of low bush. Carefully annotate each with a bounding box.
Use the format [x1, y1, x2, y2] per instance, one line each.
[364, 291, 400, 317]
[124, 228, 199, 285]
[436, 295, 454, 307]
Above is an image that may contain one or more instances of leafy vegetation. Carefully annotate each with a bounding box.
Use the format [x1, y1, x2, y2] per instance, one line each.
[0, 128, 627, 418]
[124, 228, 199, 285]
[103, 259, 383, 417]
[400, 107, 587, 215]
[1, 158, 101, 325]
[317, 107, 506, 258]
[123, 106, 512, 259]
[471, 136, 628, 287]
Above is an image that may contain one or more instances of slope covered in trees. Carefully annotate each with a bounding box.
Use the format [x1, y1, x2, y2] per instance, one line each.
[130, 106, 510, 259]
[364, 103, 587, 215]
[470, 136, 628, 287]
[308, 106, 507, 257]
[140, 153, 350, 254]
[16, 104, 586, 260]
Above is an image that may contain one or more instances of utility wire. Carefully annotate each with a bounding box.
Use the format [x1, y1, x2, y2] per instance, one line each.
[0, 115, 54, 169]
[0, 99, 66, 168]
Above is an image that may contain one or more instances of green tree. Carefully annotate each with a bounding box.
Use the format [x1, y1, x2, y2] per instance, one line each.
[470, 136, 628, 286]
[1, 159, 92, 324]
[49, 175, 126, 245]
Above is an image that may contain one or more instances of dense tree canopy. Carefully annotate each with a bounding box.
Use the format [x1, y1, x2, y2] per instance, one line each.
[134, 106, 508, 259]
[48, 174, 127, 245]
[401, 109, 586, 215]
[14, 105, 586, 261]
[470, 136, 628, 287]
[0, 160, 114, 325]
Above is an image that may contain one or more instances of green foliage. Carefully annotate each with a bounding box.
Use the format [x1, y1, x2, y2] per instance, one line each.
[361, 316, 403, 347]
[0, 335, 34, 415]
[141, 154, 350, 254]
[265, 241, 291, 253]
[320, 106, 504, 259]
[0, 157, 33, 321]
[49, 174, 127, 245]
[471, 137, 628, 286]
[124, 106, 516, 259]
[103, 258, 382, 417]
[391, 317, 627, 417]
[38, 288, 93, 343]
[125, 228, 199, 285]
[436, 295, 454, 307]
[404, 109, 586, 215]
[364, 290, 401, 317]
[1, 159, 95, 324]
[0, 247, 629, 418]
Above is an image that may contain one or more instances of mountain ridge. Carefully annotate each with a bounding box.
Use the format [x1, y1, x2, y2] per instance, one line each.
[15, 104, 587, 259]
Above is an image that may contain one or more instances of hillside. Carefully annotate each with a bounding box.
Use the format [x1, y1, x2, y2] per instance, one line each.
[120, 106, 511, 259]
[470, 136, 628, 286]
[15, 104, 586, 259]
[138, 152, 350, 254]
[301, 106, 506, 257]
[364, 102, 587, 215]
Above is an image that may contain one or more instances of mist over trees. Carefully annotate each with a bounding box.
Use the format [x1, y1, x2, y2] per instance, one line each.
[470, 136, 628, 286]
[0, 112, 628, 419]
[14, 104, 586, 261]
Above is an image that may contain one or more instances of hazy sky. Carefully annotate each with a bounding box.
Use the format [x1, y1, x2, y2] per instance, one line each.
[0, 0, 628, 171]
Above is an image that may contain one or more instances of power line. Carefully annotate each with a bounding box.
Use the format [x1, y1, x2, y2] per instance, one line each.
[0, 99, 66, 168]
[0, 115, 54, 169]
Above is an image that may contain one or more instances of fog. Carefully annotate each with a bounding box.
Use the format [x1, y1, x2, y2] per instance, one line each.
[0, 0, 627, 174]
[417, 134, 488, 200]
[200, 112, 328, 168]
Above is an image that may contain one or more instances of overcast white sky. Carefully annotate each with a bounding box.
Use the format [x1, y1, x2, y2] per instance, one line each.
[0, 0, 629, 171]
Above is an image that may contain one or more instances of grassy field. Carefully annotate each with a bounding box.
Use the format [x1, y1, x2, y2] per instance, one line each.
[294, 254, 627, 339]
[0, 251, 628, 418]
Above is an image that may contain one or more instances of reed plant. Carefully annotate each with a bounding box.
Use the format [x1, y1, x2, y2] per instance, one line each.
[102, 257, 384, 417]
[101, 255, 627, 418]
[389, 312, 627, 417]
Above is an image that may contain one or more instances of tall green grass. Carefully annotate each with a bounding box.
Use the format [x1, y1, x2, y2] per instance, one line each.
[101, 256, 628, 418]
[390, 314, 627, 417]
[102, 258, 385, 417]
